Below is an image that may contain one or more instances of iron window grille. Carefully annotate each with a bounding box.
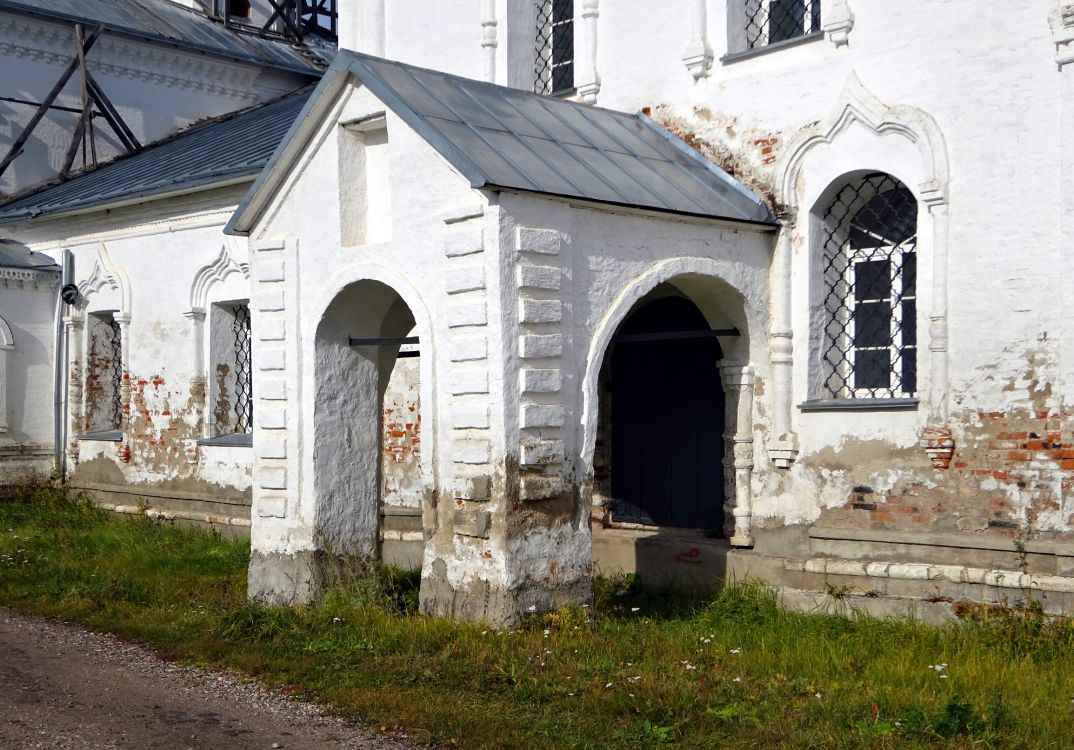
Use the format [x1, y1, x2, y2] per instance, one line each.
[232, 304, 253, 434]
[535, 0, 574, 95]
[819, 173, 918, 400]
[744, 0, 821, 50]
[104, 317, 123, 429]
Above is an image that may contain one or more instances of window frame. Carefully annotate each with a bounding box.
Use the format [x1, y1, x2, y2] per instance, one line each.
[723, 0, 824, 63]
[534, 0, 575, 96]
[802, 173, 921, 410]
[202, 300, 253, 442]
[82, 310, 125, 437]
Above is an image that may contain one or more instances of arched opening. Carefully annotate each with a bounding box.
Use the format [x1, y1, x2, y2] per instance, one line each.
[813, 171, 918, 400]
[313, 280, 426, 567]
[596, 290, 727, 533]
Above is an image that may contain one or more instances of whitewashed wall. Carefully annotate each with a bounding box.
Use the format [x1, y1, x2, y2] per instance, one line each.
[1, 189, 254, 523]
[0, 263, 59, 481]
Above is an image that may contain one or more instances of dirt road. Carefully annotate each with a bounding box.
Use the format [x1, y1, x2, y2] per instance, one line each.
[0, 609, 418, 750]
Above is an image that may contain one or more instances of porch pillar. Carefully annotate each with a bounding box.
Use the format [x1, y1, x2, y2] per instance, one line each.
[721, 363, 755, 547]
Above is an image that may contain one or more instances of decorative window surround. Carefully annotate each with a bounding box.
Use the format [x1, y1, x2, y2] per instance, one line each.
[72, 243, 133, 459]
[187, 241, 252, 442]
[778, 73, 950, 466]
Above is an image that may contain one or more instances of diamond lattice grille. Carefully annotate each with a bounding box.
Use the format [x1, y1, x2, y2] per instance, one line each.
[106, 318, 123, 429]
[232, 304, 253, 434]
[534, 0, 574, 95]
[819, 173, 918, 399]
[744, 0, 821, 50]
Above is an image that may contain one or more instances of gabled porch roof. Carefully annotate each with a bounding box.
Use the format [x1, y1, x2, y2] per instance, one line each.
[227, 51, 778, 235]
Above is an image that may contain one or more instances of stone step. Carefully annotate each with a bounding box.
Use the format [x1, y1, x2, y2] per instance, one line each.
[728, 551, 1074, 616]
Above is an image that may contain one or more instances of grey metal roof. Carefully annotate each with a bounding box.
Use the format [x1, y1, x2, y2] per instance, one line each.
[0, 0, 324, 74]
[0, 240, 60, 270]
[231, 51, 776, 230]
[0, 87, 312, 225]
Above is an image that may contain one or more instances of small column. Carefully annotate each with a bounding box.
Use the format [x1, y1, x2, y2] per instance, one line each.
[0, 343, 10, 434]
[575, 0, 600, 103]
[64, 315, 84, 465]
[480, 0, 498, 83]
[114, 313, 132, 463]
[926, 201, 950, 425]
[768, 212, 798, 467]
[184, 309, 207, 465]
[721, 364, 755, 547]
[183, 310, 208, 437]
[681, 0, 713, 80]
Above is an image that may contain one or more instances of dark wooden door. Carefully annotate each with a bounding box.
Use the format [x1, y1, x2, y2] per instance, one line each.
[610, 297, 725, 531]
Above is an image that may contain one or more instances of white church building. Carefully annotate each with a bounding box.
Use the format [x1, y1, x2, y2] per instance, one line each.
[3, 0, 1074, 624]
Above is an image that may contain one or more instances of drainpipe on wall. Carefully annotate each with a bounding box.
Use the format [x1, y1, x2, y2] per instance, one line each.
[52, 249, 72, 481]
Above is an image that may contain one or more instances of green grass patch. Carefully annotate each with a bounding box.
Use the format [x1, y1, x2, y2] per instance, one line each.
[2, 483, 1074, 748]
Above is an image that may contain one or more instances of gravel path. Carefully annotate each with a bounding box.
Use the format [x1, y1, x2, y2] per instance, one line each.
[0, 609, 421, 750]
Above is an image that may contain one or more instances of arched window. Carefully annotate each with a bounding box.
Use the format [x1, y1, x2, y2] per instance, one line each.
[819, 173, 918, 399]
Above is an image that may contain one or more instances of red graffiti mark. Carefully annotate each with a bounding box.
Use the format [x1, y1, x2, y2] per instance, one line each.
[675, 548, 702, 564]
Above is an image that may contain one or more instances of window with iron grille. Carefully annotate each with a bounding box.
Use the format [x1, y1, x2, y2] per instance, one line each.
[744, 0, 821, 50]
[86, 312, 123, 432]
[232, 304, 252, 434]
[819, 173, 918, 400]
[210, 302, 253, 436]
[535, 0, 574, 95]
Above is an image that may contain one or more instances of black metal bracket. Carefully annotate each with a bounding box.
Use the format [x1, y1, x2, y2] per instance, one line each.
[348, 335, 420, 358]
[348, 336, 419, 347]
[611, 328, 740, 345]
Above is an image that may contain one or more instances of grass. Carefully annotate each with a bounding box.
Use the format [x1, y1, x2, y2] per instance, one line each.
[2, 483, 1074, 748]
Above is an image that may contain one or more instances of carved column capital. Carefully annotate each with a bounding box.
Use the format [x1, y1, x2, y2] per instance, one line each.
[682, 0, 713, 80]
[1050, 2, 1074, 66]
[821, 0, 854, 48]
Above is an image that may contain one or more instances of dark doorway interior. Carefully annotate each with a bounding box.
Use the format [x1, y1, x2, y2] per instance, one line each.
[610, 296, 726, 531]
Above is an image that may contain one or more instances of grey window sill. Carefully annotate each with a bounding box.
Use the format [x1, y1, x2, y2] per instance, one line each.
[197, 433, 253, 447]
[798, 398, 920, 412]
[78, 430, 123, 442]
[721, 30, 824, 65]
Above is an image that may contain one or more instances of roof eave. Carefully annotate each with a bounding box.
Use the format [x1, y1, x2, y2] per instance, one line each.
[0, 172, 257, 228]
[484, 185, 780, 232]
